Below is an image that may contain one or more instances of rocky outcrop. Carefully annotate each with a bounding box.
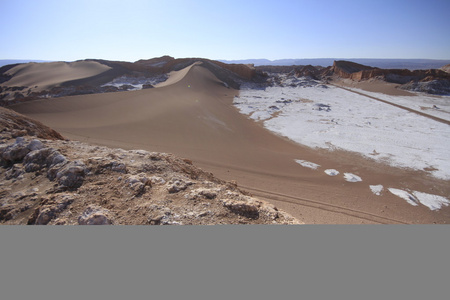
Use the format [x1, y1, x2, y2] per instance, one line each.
[441, 64, 450, 73]
[332, 60, 375, 78]
[295, 65, 323, 80]
[331, 60, 450, 83]
[400, 79, 450, 95]
[326, 60, 450, 94]
[0, 118, 301, 225]
[0, 107, 64, 140]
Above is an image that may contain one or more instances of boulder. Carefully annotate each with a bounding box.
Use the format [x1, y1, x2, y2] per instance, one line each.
[221, 198, 260, 218]
[167, 177, 193, 193]
[185, 188, 218, 200]
[0, 137, 30, 164]
[27, 139, 44, 151]
[56, 161, 87, 189]
[78, 206, 114, 225]
[125, 173, 150, 195]
[23, 147, 67, 172]
[34, 194, 75, 225]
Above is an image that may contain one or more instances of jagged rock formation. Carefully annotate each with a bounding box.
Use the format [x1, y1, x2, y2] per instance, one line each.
[0, 107, 300, 225]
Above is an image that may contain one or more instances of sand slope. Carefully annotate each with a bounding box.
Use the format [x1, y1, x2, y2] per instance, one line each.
[3, 61, 111, 91]
[11, 62, 450, 224]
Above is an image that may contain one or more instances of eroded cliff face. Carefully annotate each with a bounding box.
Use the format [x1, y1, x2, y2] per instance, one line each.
[331, 61, 375, 78]
[331, 60, 450, 84]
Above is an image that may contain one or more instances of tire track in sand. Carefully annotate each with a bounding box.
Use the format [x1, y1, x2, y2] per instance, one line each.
[240, 185, 409, 224]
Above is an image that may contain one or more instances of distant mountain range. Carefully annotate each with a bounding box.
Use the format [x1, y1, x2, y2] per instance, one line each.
[219, 58, 450, 70]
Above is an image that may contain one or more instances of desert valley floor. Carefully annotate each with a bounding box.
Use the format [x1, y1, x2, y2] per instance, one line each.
[9, 62, 450, 224]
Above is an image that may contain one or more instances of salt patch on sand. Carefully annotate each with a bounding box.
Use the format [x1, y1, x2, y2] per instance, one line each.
[343, 173, 362, 182]
[324, 169, 339, 176]
[412, 191, 450, 211]
[388, 188, 450, 210]
[370, 185, 384, 196]
[388, 188, 419, 206]
[295, 159, 320, 170]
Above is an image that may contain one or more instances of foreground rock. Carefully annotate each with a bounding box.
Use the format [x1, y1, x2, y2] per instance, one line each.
[0, 109, 300, 225]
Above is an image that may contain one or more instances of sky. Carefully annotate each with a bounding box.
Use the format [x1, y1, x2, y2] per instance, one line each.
[2, 0, 450, 62]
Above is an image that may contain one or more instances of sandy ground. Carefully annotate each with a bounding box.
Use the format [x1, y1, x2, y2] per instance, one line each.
[330, 76, 414, 96]
[11, 63, 450, 223]
[3, 61, 111, 91]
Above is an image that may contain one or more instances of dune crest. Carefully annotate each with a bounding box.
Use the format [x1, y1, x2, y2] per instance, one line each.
[154, 61, 203, 88]
[3, 61, 111, 91]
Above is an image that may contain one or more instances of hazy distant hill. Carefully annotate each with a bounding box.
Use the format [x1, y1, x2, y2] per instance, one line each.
[0, 60, 52, 67]
[220, 58, 450, 70]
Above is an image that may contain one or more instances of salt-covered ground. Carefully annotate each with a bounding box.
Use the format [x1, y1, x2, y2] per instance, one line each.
[101, 74, 168, 90]
[344, 87, 450, 122]
[387, 188, 450, 211]
[234, 79, 450, 180]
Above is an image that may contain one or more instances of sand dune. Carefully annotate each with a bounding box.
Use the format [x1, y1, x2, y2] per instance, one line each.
[11, 62, 450, 224]
[3, 61, 111, 91]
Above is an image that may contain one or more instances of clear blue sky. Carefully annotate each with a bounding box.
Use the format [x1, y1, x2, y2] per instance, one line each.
[2, 0, 450, 62]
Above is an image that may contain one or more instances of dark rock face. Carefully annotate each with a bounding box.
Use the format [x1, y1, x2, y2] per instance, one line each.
[400, 79, 450, 95]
